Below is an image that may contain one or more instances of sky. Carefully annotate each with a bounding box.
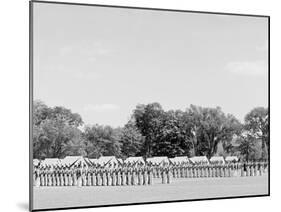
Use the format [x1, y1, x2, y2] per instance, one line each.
[33, 3, 268, 127]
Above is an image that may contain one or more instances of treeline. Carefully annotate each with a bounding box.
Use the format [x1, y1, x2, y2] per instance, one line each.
[33, 101, 269, 161]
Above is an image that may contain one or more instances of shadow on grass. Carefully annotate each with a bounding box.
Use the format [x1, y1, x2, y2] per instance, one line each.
[17, 202, 29, 211]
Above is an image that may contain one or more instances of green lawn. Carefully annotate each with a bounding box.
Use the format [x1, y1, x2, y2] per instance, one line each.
[33, 175, 268, 210]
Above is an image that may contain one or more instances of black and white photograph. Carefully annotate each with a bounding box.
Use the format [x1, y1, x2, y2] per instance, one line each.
[30, 1, 269, 211]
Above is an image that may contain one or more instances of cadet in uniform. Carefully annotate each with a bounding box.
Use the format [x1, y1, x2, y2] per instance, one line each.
[132, 167, 137, 186]
[46, 166, 51, 186]
[250, 162, 254, 176]
[82, 164, 87, 186]
[56, 166, 60, 186]
[241, 162, 246, 177]
[143, 165, 148, 185]
[34, 165, 41, 187]
[247, 162, 251, 176]
[120, 165, 125, 186]
[161, 166, 166, 184]
[127, 165, 132, 186]
[258, 162, 262, 176]
[117, 166, 121, 186]
[87, 167, 92, 186]
[77, 164, 82, 187]
[52, 166, 57, 186]
[107, 166, 112, 186]
[73, 165, 78, 186]
[148, 164, 153, 185]
[139, 166, 144, 185]
[43, 166, 48, 186]
[167, 165, 172, 184]
[102, 167, 107, 186]
[64, 166, 69, 186]
[111, 167, 116, 186]
[69, 167, 73, 186]
[92, 166, 97, 186]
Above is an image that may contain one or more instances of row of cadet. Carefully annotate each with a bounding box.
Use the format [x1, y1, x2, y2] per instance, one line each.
[33, 165, 156, 187]
[153, 161, 268, 179]
[33, 161, 268, 187]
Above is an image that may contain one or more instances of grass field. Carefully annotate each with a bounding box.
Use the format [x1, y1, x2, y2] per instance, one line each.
[33, 175, 268, 210]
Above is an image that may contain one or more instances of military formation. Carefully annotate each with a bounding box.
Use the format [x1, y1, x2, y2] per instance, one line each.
[33, 158, 268, 187]
[162, 161, 268, 179]
[33, 162, 155, 187]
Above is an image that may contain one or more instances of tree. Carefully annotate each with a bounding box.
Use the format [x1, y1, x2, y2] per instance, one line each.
[181, 108, 200, 157]
[237, 135, 262, 161]
[133, 103, 165, 157]
[33, 100, 52, 126]
[83, 125, 122, 158]
[120, 121, 144, 157]
[33, 117, 85, 159]
[50, 106, 83, 127]
[33, 100, 266, 160]
[33, 100, 83, 127]
[244, 107, 268, 160]
[153, 110, 189, 157]
[33, 124, 49, 159]
[185, 105, 241, 158]
[33, 100, 85, 159]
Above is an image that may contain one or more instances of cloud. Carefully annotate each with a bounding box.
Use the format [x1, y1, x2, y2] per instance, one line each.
[84, 104, 120, 112]
[54, 41, 113, 80]
[256, 41, 268, 52]
[58, 46, 73, 56]
[52, 64, 102, 80]
[72, 70, 102, 80]
[58, 41, 113, 62]
[226, 60, 267, 76]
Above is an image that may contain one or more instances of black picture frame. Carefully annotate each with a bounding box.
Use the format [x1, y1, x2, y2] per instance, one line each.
[29, 1, 270, 211]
